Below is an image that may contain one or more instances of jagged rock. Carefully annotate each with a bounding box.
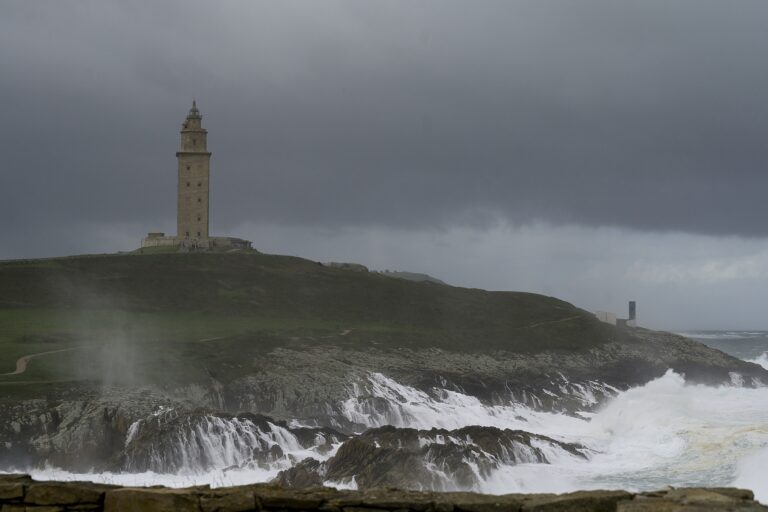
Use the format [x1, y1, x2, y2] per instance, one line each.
[274, 458, 326, 488]
[276, 425, 586, 491]
[0, 390, 180, 473]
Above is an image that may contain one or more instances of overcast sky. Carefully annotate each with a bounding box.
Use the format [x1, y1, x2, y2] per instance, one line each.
[2, 1, 768, 330]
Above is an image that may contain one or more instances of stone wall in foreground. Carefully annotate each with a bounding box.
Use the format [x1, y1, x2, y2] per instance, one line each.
[0, 474, 765, 512]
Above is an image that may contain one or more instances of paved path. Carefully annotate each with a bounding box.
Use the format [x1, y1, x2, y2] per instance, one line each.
[522, 315, 582, 329]
[1, 347, 87, 376]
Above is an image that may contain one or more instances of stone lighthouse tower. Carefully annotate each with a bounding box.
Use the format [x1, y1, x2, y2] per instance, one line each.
[140, 102, 252, 250]
[177, 101, 211, 240]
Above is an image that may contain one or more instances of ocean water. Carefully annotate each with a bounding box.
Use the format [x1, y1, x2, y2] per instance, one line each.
[677, 330, 768, 364]
[20, 331, 768, 502]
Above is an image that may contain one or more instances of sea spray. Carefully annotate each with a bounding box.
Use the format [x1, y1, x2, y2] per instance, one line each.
[340, 372, 607, 434]
[748, 352, 768, 370]
[472, 370, 768, 495]
[338, 371, 768, 495]
[732, 446, 768, 503]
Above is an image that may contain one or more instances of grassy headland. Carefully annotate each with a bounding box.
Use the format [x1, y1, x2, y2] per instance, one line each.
[0, 251, 609, 388]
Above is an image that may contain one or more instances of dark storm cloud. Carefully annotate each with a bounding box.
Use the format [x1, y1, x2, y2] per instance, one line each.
[2, 0, 768, 242]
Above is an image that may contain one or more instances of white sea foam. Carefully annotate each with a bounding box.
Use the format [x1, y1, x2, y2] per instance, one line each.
[123, 413, 341, 474]
[28, 415, 344, 489]
[748, 352, 768, 370]
[27, 466, 280, 489]
[340, 373, 598, 435]
[324, 476, 358, 490]
[341, 371, 768, 499]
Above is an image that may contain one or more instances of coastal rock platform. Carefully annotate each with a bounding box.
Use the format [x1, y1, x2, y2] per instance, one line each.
[0, 474, 765, 511]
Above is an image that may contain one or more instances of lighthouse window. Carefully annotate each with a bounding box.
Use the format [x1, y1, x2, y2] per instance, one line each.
[186, 165, 190, 170]
[197, 216, 201, 221]
[197, 197, 202, 203]
[186, 182, 190, 187]
[193, 138, 197, 146]
[197, 182, 201, 187]
[197, 231, 201, 237]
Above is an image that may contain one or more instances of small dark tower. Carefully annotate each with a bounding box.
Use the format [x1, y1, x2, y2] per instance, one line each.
[628, 301, 637, 326]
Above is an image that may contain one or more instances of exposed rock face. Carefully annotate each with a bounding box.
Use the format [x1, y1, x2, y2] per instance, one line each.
[275, 425, 587, 491]
[0, 390, 176, 472]
[218, 333, 768, 430]
[0, 475, 765, 511]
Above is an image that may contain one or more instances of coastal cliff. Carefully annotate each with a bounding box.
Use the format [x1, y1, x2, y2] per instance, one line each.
[0, 252, 765, 489]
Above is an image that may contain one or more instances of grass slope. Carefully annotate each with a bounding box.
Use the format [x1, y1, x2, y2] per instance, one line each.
[0, 252, 611, 387]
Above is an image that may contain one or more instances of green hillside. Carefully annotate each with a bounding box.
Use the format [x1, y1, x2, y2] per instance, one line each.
[0, 251, 611, 388]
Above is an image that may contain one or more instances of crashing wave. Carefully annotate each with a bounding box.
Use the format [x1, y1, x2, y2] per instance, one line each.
[340, 372, 616, 432]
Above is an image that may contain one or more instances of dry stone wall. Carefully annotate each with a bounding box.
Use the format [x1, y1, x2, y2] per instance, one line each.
[0, 474, 765, 512]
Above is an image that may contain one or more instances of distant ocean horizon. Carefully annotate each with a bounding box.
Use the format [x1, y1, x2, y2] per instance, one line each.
[677, 330, 768, 366]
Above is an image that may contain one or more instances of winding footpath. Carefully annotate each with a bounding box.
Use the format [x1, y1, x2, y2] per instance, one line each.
[1, 347, 88, 376]
[522, 315, 582, 329]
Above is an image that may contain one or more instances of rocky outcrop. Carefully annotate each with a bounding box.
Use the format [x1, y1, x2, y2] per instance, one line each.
[0, 390, 184, 472]
[275, 425, 587, 491]
[218, 336, 768, 431]
[0, 474, 765, 511]
[1, 404, 590, 492]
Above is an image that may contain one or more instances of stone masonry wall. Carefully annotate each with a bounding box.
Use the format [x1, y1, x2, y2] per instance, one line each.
[177, 104, 210, 240]
[0, 474, 765, 512]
